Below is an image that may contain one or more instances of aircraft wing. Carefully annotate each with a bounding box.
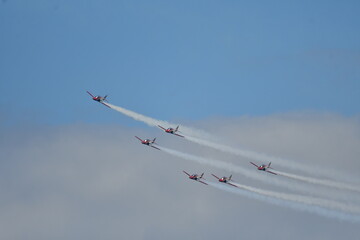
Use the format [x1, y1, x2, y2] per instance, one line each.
[198, 180, 208, 185]
[266, 170, 277, 175]
[174, 133, 185, 138]
[101, 102, 111, 108]
[250, 162, 259, 168]
[158, 125, 167, 131]
[211, 174, 220, 180]
[86, 91, 95, 98]
[151, 145, 161, 150]
[227, 182, 238, 188]
[183, 171, 191, 177]
[134, 136, 143, 142]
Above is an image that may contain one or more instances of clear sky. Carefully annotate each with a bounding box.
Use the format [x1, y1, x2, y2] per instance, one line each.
[1, 0, 359, 126]
[1, 1, 360, 239]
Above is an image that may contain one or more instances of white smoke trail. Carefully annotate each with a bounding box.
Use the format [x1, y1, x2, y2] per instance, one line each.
[158, 146, 360, 202]
[106, 103, 212, 138]
[106, 103, 170, 127]
[231, 182, 360, 214]
[106, 103, 359, 187]
[275, 170, 360, 193]
[185, 135, 360, 184]
[207, 182, 360, 223]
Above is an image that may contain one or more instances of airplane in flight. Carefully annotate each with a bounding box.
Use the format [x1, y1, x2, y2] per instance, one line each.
[86, 91, 110, 107]
[250, 162, 277, 175]
[211, 174, 238, 187]
[158, 125, 184, 137]
[183, 171, 207, 185]
[134, 136, 160, 150]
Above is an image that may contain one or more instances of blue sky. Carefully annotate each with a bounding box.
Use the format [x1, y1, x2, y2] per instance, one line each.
[1, 0, 359, 126]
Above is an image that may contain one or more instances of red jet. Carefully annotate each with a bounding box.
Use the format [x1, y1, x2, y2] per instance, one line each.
[183, 171, 207, 185]
[211, 174, 238, 187]
[135, 136, 160, 150]
[250, 162, 277, 175]
[86, 91, 110, 108]
[158, 125, 184, 137]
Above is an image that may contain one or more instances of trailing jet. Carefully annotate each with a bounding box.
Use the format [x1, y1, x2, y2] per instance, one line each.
[250, 162, 277, 175]
[134, 136, 160, 150]
[158, 125, 184, 137]
[86, 91, 110, 108]
[211, 174, 238, 187]
[183, 171, 207, 185]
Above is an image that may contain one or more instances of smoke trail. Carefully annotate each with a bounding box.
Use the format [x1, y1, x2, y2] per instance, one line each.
[158, 146, 360, 202]
[175, 147, 360, 214]
[207, 182, 360, 223]
[106, 103, 212, 139]
[186, 136, 360, 193]
[231, 182, 360, 214]
[106, 103, 170, 127]
[106, 103, 359, 185]
[275, 170, 360, 193]
[185, 136, 359, 184]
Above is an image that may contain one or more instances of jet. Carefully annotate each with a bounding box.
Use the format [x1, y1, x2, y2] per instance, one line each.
[211, 174, 238, 187]
[183, 171, 207, 185]
[250, 162, 277, 175]
[158, 125, 184, 137]
[134, 136, 160, 150]
[86, 91, 110, 108]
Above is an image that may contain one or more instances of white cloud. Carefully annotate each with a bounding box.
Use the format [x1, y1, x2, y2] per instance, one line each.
[0, 113, 359, 239]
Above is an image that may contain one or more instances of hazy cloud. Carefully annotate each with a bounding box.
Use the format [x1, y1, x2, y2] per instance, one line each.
[0, 113, 359, 239]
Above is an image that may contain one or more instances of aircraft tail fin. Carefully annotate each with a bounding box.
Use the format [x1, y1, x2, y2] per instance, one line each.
[175, 125, 179, 132]
[229, 175, 232, 181]
[268, 162, 274, 169]
[200, 173, 204, 179]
